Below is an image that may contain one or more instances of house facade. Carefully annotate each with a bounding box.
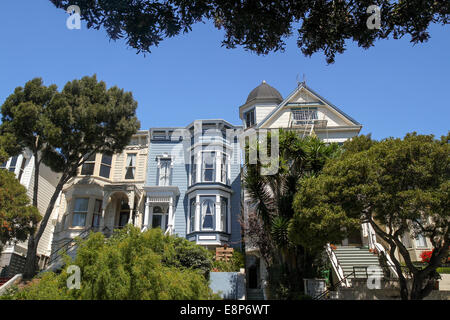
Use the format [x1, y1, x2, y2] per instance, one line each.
[0, 150, 62, 277]
[51, 130, 149, 256]
[143, 120, 242, 249]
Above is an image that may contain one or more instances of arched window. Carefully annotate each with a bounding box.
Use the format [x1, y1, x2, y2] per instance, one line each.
[201, 198, 215, 230]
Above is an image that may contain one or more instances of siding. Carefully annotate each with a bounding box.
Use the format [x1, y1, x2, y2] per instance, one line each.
[146, 140, 189, 238]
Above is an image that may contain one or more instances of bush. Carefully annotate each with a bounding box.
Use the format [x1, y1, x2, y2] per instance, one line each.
[437, 267, 450, 274]
[6, 226, 219, 300]
[211, 250, 244, 272]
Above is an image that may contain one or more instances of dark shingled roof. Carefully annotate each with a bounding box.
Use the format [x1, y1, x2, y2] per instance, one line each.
[246, 81, 283, 104]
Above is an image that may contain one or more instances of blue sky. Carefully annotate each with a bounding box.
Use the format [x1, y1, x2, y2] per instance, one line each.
[1, 0, 449, 140]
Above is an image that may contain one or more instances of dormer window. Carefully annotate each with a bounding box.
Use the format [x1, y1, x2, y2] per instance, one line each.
[245, 109, 255, 128]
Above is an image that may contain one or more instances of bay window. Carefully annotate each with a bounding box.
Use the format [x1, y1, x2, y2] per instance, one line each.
[92, 199, 102, 228]
[202, 152, 215, 182]
[189, 198, 196, 233]
[191, 155, 197, 184]
[221, 154, 228, 184]
[220, 197, 228, 233]
[201, 197, 215, 230]
[72, 198, 89, 227]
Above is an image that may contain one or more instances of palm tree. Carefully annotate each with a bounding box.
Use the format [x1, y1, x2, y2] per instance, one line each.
[243, 129, 339, 298]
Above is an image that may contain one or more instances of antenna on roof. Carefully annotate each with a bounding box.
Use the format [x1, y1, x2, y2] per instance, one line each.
[302, 73, 306, 86]
[296, 74, 300, 87]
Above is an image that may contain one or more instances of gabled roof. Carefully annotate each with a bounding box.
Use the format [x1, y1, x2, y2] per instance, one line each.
[256, 83, 361, 128]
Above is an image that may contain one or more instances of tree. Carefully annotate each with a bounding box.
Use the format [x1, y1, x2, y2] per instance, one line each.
[243, 129, 340, 298]
[4, 227, 217, 300]
[293, 133, 450, 300]
[0, 167, 41, 254]
[0, 75, 140, 278]
[50, 0, 449, 63]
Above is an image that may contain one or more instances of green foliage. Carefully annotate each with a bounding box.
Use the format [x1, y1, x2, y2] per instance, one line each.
[211, 250, 245, 272]
[51, 0, 450, 63]
[437, 267, 450, 274]
[0, 75, 140, 277]
[7, 226, 217, 300]
[295, 132, 450, 300]
[0, 169, 41, 252]
[243, 129, 340, 298]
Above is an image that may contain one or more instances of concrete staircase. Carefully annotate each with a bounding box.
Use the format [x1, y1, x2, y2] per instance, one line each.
[334, 246, 384, 279]
[246, 288, 265, 300]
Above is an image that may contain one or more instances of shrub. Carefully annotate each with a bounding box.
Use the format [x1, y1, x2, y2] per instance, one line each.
[7, 226, 218, 300]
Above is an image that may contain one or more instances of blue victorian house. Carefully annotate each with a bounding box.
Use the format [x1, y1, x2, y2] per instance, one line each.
[143, 120, 242, 249]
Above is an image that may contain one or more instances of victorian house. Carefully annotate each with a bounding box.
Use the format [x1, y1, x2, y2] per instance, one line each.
[51, 130, 149, 261]
[143, 120, 242, 249]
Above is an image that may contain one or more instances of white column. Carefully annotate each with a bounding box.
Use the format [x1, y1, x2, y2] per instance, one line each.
[168, 197, 174, 234]
[215, 195, 221, 231]
[195, 195, 200, 232]
[143, 198, 150, 230]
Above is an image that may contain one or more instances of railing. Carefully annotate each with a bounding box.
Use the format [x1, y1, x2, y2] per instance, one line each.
[313, 271, 356, 300]
[46, 227, 94, 267]
[325, 244, 349, 287]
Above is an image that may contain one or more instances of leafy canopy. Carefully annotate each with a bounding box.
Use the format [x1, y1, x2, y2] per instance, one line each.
[51, 0, 450, 63]
[0, 170, 41, 253]
[293, 132, 450, 299]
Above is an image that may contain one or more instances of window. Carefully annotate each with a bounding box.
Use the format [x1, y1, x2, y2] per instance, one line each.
[292, 109, 318, 124]
[125, 153, 137, 179]
[201, 197, 215, 230]
[401, 232, 412, 248]
[245, 109, 255, 128]
[8, 155, 18, 173]
[119, 201, 130, 227]
[158, 159, 171, 186]
[152, 131, 166, 140]
[189, 198, 196, 233]
[81, 154, 96, 175]
[99, 154, 112, 178]
[17, 157, 26, 182]
[152, 206, 168, 231]
[92, 199, 102, 228]
[221, 154, 228, 184]
[0, 161, 7, 169]
[202, 152, 215, 182]
[191, 155, 197, 185]
[415, 234, 427, 248]
[72, 198, 89, 227]
[221, 197, 228, 233]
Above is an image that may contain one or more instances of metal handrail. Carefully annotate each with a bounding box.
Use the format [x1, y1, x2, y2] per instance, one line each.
[313, 271, 356, 300]
[47, 227, 93, 266]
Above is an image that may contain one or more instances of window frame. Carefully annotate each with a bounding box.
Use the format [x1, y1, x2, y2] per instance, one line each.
[124, 153, 137, 180]
[200, 197, 215, 231]
[99, 154, 112, 178]
[72, 198, 89, 227]
[92, 199, 102, 228]
[157, 158, 172, 186]
[81, 154, 96, 176]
